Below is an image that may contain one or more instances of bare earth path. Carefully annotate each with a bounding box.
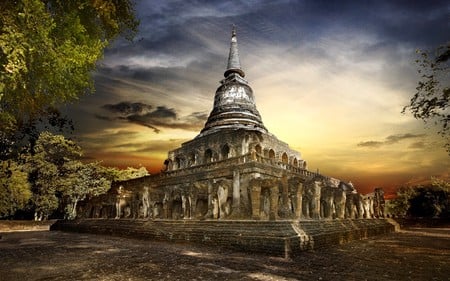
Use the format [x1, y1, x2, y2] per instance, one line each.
[0, 227, 449, 281]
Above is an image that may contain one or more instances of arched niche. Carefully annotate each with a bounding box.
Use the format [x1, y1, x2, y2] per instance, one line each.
[255, 144, 262, 155]
[268, 149, 275, 159]
[221, 144, 230, 160]
[189, 152, 197, 166]
[204, 149, 213, 164]
[175, 157, 183, 169]
[293, 158, 298, 167]
[281, 152, 288, 164]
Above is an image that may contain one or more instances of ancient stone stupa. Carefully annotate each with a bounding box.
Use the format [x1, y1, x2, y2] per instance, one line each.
[55, 28, 392, 256]
[77, 27, 387, 222]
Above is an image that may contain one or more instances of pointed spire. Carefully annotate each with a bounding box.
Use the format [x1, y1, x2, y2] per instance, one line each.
[224, 25, 245, 78]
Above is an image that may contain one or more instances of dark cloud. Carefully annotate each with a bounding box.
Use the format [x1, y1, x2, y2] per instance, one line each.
[357, 133, 426, 148]
[102, 102, 153, 116]
[97, 101, 207, 133]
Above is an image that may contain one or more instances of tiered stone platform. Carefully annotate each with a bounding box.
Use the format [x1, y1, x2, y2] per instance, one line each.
[51, 219, 395, 258]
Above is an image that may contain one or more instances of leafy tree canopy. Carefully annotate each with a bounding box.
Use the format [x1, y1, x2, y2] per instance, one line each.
[0, 0, 138, 122]
[26, 131, 113, 220]
[403, 43, 450, 153]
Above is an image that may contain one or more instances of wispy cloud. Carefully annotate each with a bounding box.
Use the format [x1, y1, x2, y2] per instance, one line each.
[357, 133, 426, 148]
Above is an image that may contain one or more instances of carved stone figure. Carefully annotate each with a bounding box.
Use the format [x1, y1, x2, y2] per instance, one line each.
[373, 188, 385, 218]
[288, 177, 303, 219]
[212, 197, 219, 219]
[216, 180, 229, 219]
[303, 180, 321, 219]
[320, 185, 334, 219]
[345, 192, 356, 219]
[142, 186, 151, 219]
[362, 194, 374, 218]
[130, 191, 141, 219]
[115, 186, 129, 219]
[163, 190, 172, 219]
[333, 186, 346, 219]
[260, 188, 271, 219]
[354, 193, 364, 219]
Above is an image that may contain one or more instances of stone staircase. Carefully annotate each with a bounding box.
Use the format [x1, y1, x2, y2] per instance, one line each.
[51, 218, 395, 258]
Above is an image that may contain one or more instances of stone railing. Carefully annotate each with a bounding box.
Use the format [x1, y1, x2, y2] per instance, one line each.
[155, 152, 324, 180]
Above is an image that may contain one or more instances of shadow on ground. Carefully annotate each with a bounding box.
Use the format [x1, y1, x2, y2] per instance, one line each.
[0, 227, 449, 281]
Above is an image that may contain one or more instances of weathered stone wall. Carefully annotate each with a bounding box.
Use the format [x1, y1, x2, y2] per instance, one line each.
[166, 129, 303, 172]
[51, 218, 396, 258]
[77, 155, 385, 223]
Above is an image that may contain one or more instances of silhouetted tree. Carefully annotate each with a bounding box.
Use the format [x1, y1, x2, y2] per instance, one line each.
[403, 43, 450, 153]
[388, 178, 449, 218]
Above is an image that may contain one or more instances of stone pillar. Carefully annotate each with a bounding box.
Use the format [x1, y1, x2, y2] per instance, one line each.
[250, 179, 261, 220]
[204, 180, 214, 219]
[278, 175, 290, 218]
[295, 183, 303, 219]
[232, 170, 240, 215]
[269, 184, 279, 221]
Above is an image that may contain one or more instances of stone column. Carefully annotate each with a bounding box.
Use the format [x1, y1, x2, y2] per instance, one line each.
[204, 180, 214, 219]
[269, 184, 279, 221]
[295, 183, 303, 219]
[278, 175, 290, 218]
[250, 179, 261, 220]
[232, 170, 240, 215]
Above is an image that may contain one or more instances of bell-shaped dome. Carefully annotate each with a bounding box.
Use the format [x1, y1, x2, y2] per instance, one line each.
[198, 28, 267, 137]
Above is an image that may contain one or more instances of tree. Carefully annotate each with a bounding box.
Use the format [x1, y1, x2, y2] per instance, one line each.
[388, 178, 449, 218]
[0, 160, 32, 218]
[0, 0, 138, 120]
[27, 131, 83, 220]
[26, 132, 115, 220]
[403, 43, 450, 153]
[59, 161, 111, 219]
[0, 0, 138, 161]
[386, 186, 417, 217]
[107, 166, 150, 182]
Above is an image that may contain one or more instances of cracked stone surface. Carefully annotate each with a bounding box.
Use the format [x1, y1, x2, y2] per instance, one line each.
[0, 227, 449, 280]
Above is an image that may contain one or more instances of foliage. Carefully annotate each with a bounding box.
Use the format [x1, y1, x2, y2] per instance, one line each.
[388, 178, 450, 218]
[26, 132, 81, 219]
[402, 43, 450, 153]
[60, 161, 111, 219]
[0, 0, 138, 122]
[0, 160, 32, 218]
[26, 131, 113, 220]
[0, 0, 138, 165]
[107, 166, 150, 182]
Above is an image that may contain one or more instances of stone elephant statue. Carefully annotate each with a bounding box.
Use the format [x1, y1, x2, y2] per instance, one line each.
[215, 180, 231, 219]
[362, 194, 374, 218]
[320, 185, 334, 219]
[373, 188, 385, 218]
[333, 186, 346, 219]
[346, 192, 364, 219]
[288, 177, 303, 219]
[303, 180, 321, 219]
[115, 186, 132, 219]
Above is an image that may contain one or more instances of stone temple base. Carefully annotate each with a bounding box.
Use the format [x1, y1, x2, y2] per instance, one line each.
[51, 219, 396, 258]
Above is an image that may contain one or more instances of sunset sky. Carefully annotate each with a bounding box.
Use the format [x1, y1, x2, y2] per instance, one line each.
[65, 0, 449, 196]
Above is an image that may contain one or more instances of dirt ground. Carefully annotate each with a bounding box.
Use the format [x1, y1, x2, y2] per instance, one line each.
[0, 227, 449, 281]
